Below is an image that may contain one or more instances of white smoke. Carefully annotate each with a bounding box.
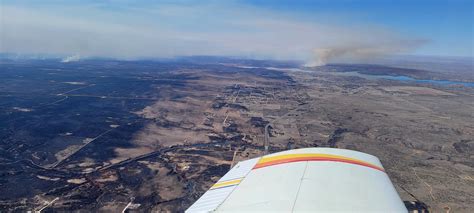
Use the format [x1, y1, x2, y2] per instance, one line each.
[1, 3, 428, 62]
[305, 39, 428, 67]
[61, 54, 81, 63]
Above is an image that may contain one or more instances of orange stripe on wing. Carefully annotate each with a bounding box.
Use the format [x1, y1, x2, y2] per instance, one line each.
[253, 155, 384, 172]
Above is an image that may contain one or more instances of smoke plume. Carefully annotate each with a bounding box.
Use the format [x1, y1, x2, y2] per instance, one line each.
[61, 54, 81, 63]
[1, 3, 428, 62]
[305, 39, 428, 67]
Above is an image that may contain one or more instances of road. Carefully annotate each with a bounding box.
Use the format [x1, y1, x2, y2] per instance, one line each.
[264, 123, 271, 155]
[50, 128, 114, 168]
[35, 197, 59, 213]
[121, 197, 135, 213]
[222, 85, 241, 126]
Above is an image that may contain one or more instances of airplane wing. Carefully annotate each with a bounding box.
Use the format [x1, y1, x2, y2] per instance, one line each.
[186, 147, 407, 213]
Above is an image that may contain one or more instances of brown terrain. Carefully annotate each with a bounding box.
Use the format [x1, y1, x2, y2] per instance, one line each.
[1, 61, 473, 212]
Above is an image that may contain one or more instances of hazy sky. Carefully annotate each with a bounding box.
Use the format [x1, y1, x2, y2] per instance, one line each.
[1, 0, 472, 62]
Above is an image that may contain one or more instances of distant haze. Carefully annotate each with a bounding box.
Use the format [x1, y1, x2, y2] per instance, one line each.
[305, 39, 428, 67]
[0, 1, 469, 64]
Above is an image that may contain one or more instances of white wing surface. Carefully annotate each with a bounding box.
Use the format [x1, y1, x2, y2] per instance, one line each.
[186, 148, 407, 213]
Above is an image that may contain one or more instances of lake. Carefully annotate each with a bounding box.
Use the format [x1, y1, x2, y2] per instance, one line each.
[331, 71, 474, 88]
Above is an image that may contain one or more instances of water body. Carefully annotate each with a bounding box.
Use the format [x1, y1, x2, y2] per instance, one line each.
[369, 74, 474, 88]
[236, 65, 474, 88]
[329, 71, 474, 88]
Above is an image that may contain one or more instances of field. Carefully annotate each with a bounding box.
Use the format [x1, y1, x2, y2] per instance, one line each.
[0, 59, 473, 212]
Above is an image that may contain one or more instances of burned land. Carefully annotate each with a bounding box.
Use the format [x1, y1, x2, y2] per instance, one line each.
[0, 59, 473, 212]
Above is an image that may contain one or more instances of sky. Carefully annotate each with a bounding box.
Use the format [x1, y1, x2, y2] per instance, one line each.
[1, 0, 473, 63]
